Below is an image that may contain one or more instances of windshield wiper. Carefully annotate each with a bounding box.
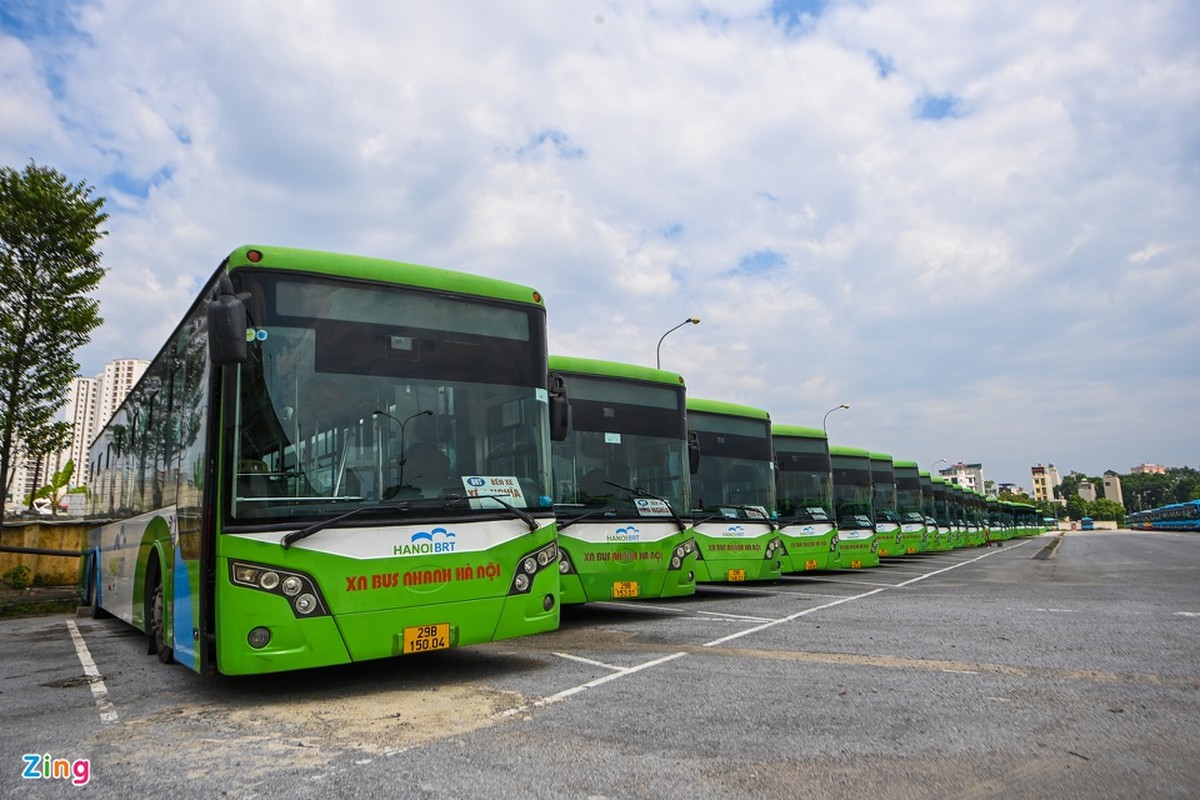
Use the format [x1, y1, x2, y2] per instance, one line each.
[555, 507, 613, 532]
[692, 504, 779, 531]
[444, 493, 540, 533]
[603, 480, 689, 533]
[280, 502, 417, 548]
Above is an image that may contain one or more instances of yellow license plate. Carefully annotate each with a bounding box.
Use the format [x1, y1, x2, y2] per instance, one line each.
[726, 569, 746, 582]
[402, 623, 450, 654]
[907, 546, 917, 554]
[612, 580, 640, 599]
[804, 559, 818, 570]
[851, 559, 862, 569]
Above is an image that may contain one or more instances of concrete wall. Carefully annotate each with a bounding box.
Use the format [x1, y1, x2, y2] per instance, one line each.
[0, 521, 88, 586]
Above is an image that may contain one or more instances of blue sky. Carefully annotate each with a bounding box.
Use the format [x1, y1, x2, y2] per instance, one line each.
[2, 0, 1198, 488]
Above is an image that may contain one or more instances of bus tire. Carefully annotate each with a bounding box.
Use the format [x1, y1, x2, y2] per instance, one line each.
[147, 568, 174, 665]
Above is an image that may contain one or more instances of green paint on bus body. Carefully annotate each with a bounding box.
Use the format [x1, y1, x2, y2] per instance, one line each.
[773, 425, 841, 572]
[830, 445, 880, 568]
[87, 245, 560, 675]
[688, 399, 785, 583]
[869, 451, 903, 558]
[893, 460, 930, 555]
[548, 356, 697, 604]
[928, 477, 955, 551]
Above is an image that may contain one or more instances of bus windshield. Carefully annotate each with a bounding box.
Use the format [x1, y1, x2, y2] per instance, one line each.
[774, 442, 833, 524]
[230, 272, 552, 521]
[689, 413, 775, 515]
[550, 375, 689, 516]
[831, 457, 872, 529]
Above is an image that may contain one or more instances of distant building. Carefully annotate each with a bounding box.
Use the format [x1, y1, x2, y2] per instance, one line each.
[1030, 464, 1061, 503]
[1077, 479, 1097, 503]
[1102, 471, 1124, 505]
[1130, 463, 1167, 474]
[938, 462, 985, 494]
[4, 358, 149, 507]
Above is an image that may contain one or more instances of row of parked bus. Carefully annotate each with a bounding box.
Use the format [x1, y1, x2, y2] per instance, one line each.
[81, 246, 1045, 676]
[1126, 500, 1200, 532]
[550, 356, 1046, 603]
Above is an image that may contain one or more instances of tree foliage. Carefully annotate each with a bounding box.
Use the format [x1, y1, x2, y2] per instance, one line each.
[0, 162, 107, 518]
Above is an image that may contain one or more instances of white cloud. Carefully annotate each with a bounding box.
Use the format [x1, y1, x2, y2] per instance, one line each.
[3, 0, 1198, 484]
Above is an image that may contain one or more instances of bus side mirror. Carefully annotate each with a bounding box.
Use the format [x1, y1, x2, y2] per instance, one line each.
[688, 430, 701, 474]
[207, 274, 248, 366]
[548, 372, 569, 442]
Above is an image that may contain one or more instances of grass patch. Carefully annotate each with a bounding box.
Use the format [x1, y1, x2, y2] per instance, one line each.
[0, 598, 79, 619]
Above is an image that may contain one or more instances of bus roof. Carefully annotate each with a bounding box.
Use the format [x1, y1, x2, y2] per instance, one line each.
[829, 445, 870, 458]
[548, 355, 686, 388]
[771, 424, 826, 440]
[868, 451, 894, 462]
[223, 244, 545, 308]
[893, 459, 920, 469]
[686, 397, 770, 421]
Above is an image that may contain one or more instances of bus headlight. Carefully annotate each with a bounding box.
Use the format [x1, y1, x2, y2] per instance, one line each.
[294, 594, 318, 615]
[669, 538, 697, 570]
[230, 561, 329, 618]
[558, 548, 576, 575]
[509, 541, 557, 596]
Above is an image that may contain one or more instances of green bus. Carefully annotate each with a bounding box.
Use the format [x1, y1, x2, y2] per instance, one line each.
[949, 484, 968, 547]
[686, 399, 785, 583]
[547, 356, 697, 603]
[894, 460, 928, 554]
[772, 425, 841, 572]
[930, 476, 955, 551]
[84, 245, 562, 675]
[869, 452, 902, 558]
[830, 445, 878, 569]
[920, 470, 948, 551]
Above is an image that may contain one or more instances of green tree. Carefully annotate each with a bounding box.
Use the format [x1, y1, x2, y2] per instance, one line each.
[0, 162, 107, 519]
[1065, 494, 1088, 521]
[1088, 498, 1126, 524]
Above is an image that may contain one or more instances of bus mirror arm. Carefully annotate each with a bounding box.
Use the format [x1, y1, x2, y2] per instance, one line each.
[548, 373, 569, 442]
[208, 274, 249, 366]
[687, 431, 701, 475]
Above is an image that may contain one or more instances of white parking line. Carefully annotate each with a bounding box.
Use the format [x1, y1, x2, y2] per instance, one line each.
[552, 652, 625, 671]
[65, 619, 118, 725]
[511, 543, 1025, 715]
[696, 610, 777, 623]
[704, 544, 1023, 648]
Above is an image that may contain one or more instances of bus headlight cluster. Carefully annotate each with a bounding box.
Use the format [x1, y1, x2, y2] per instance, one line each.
[669, 538, 697, 570]
[829, 534, 840, 551]
[509, 541, 558, 596]
[558, 547, 576, 575]
[230, 560, 329, 618]
[763, 537, 786, 560]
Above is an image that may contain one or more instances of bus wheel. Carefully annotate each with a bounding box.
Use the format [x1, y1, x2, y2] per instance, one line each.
[148, 572, 174, 665]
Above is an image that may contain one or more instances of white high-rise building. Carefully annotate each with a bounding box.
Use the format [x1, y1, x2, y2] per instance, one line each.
[5, 358, 149, 508]
[60, 376, 101, 487]
[98, 359, 148, 428]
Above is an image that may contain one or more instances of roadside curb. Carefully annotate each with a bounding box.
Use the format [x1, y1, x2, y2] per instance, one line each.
[1032, 531, 1066, 560]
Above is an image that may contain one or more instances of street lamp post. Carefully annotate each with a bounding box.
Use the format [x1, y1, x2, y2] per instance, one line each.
[655, 317, 700, 369]
[821, 403, 850, 435]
